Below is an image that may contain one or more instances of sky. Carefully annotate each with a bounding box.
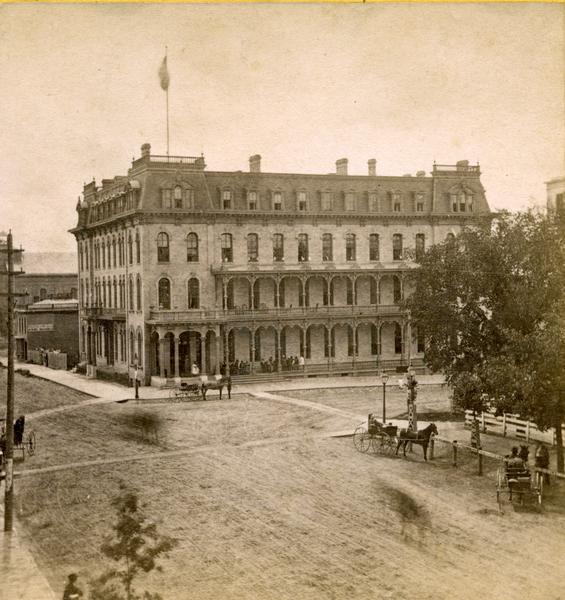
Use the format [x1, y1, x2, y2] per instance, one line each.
[1, 3, 563, 253]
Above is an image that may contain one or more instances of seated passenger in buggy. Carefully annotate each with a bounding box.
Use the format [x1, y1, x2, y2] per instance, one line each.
[505, 446, 530, 478]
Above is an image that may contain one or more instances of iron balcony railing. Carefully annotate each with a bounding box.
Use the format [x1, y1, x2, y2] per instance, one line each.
[148, 304, 404, 323]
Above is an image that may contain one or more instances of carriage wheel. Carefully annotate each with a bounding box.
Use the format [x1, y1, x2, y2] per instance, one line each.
[27, 431, 36, 456]
[382, 435, 396, 455]
[353, 426, 371, 453]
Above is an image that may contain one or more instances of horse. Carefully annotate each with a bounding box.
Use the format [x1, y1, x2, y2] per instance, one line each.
[395, 423, 438, 461]
[200, 375, 232, 401]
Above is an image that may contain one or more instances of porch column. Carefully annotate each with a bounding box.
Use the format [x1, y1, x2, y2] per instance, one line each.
[222, 278, 228, 310]
[200, 334, 207, 374]
[215, 332, 221, 374]
[351, 324, 357, 368]
[87, 326, 92, 364]
[299, 277, 306, 308]
[159, 338, 166, 378]
[274, 278, 280, 308]
[352, 275, 358, 306]
[173, 336, 180, 378]
[276, 327, 282, 372]
[250, 329, 255, 373]
[376, 276, 381, 305]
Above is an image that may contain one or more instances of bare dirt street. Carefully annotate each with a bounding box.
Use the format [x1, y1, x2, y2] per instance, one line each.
[5, 372, 565, 600]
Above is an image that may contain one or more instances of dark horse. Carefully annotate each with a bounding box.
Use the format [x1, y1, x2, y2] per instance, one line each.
[201, 376, 232, 401]
[395, 423, 438, 462]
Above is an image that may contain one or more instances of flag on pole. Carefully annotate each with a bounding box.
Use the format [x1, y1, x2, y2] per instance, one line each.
[159, 55, 170, 91]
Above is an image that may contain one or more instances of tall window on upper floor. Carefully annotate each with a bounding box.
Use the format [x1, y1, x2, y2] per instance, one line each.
[174, 186, 183, 209]
[185, 189, 194, 210]
[101, 240, 106, 269]
[128, 233, 133, 265]
[111, 237, 116, 267]
[135, 232, 141, 264]
[187, 278, 199, 309]
[415, 233, 426, 261]
[298, 234, 309, 262]
[85, 280, 89, 307]
[273, 234, 284, 262]
[161, 189, 172, 209]
[369, 192, 379, 212]
[345, 192, 355, 212]
[157, 232, 170, 262]
[222, 190, 232, 210]
[416, 192, 425, 212]
[128, 275, 133, 309]
[186, 233, 199, 262]
[79, 245, 83, 271]
[107, 237, 112, 267]
[221, 233, 233, 262]
[297, 191, 308, 211]
[369, 234, 380, 261]
[273, 191, 282, 211]
[322, 234, 333, 262]
[85, 245, 89, 270]
[247, 191, 257, 210]
[247, 233, 258, 262]
[345, 233, 356, 261]
[136, 274, 142, 310]
[321, 191, 332, 211]
[451, 192, 473, 213]
[393, 234, 403, 260]
[393, 192, 401, 212]
[113, 277, 117, 308]
[158, 278, 171, 310]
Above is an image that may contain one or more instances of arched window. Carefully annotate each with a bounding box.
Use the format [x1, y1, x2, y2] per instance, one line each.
[128, 232, 133, 265]
[137, 330, 143, 365]
[298, 234, 308, 262]
[297, 191, 308, 211]
[136, 274, 142, 310]
[272, 191, 282, 211]
[415, 234, 426, 261]
[157, 232, 169, 262]
[113, 276, 117, 308]
[135, 231, 141, 264]
[107, 236, 112, 267]
[112, 237, 117, 267]
[394, 323, 402, 354]
[273, 234, 284, 262]
[128, 275, 134, 309]
[247, 233, 258, 262]
[158, 278, 171, 309]
[345, 233, 356, 261]
[101, 240, 106, 269]
[174, 185, 183, 209]
[393, 234, 403, 261]
[187, 278, 199, 309]
[103, 278, 107, 307]
[107, 279, 112, 307]
[221, 233, 233, 262]
[369, 234, 379, 261]
[322, 233, 333, 262]
[187, 233, 199, 262]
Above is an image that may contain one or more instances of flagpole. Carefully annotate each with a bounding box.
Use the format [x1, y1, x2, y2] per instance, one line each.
[166, 47, 169, 157]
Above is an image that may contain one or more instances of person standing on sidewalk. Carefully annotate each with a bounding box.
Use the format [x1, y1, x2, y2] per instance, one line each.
[299, 355, 305, 373]
[62, 573, 83, 600]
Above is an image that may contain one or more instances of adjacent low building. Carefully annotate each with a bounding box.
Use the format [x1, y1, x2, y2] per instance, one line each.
[71, 144, 490, 386]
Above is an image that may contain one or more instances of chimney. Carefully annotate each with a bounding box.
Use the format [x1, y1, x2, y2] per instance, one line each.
[249, 154, 261, 173]
[368, 159, 377, 176]
[141, 143, 151, 159]
[336, 158, 348, 176]
[456, 160, 469, 171]
[416, 170, 426, 177]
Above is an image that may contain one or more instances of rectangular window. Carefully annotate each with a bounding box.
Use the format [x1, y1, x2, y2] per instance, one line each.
[459, 194, 467, 213]
[222, 190, 232, 210]
[369, 193, 378, 212]
[415, 233, 425, 261]
[273, 234, 284, 262]
[393, 193, 401, 212]
[322, 234, 333, 262]
[221, 234, 233, 262]
[273, 191, 282, 211]
[345, 234, 356, 261]
[369, 234, 379, 261]
[416, 202, 424, 212]
[162, 189, 172, 209]
[451, 193, 458, 212]
[248, 191, 257, 210]
[345, 192, 355, 211]
[393, 234, 403, 261]
[321, 191, 332, 211]
[298, 191, 307, 211]
[247, 234, 258, 262]
[298, 234, 309, 262]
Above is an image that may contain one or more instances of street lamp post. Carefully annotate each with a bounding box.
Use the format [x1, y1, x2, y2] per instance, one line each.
[380, 372, 389, 424]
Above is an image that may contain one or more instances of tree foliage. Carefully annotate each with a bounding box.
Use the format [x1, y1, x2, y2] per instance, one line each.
[90, 484, 178, 600]
[407, 210, 564, 469]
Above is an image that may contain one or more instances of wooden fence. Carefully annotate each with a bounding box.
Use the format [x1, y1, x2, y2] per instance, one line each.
[464, 410, 564, 446]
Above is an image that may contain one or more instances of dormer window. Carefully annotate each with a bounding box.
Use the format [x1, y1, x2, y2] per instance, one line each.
[162, 189, 172, 209]
[298, 191, 308, 211]
[248, 191, 257, 210]
[450, 188, 474, 213]
[174, 186, 183, 209]
[392, 192, 401, 212]
[222, 190, 232, 210]
[416, 192, 425, 212]
[345, 192, 355, 211]
[185, 189, 194, 209]
[273, 191, 282, 211]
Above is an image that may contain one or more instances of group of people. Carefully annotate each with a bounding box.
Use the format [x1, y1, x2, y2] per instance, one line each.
[219, 360, 251, 376]
[280, 355, 305, 372]
[217, 355, 306, 375]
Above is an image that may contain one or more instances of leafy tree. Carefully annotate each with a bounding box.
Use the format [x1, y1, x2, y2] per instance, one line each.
[407, 210, 564, 470]
[90, 484, 178, 600]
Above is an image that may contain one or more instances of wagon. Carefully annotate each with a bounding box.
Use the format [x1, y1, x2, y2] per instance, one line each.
[496, 461, 542, 511]
[353, 414, 398, 455]
[169, 381, 201, 401]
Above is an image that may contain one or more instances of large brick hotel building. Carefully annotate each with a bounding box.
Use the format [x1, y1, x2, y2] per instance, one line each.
[71, 144, 490, 386]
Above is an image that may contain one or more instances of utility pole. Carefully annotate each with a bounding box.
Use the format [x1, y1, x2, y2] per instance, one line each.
[0, 232, 24, 532]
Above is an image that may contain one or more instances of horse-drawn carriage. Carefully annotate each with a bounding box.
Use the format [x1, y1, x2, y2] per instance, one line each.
[168, 375, 232, 401]
[353, 415, 437, 461]
[0, 416, 36, 464]
[496, 460, 543, 511]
